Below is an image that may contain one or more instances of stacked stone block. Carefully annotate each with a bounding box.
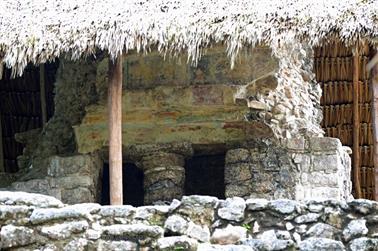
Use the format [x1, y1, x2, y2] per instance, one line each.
[129, 142, 193, 205]
[224, 137, 352, 201]
[141, 152, 186, 205]
[289, 137, 352, 201]
[9, 154, 102, 204]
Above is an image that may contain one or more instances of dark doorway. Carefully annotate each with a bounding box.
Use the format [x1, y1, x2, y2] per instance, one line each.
[185, 153, 225, 199]
[101, 162, 144, 206]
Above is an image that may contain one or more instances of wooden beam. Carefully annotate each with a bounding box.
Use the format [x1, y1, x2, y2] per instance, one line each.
[40, 64, 47, 125]
[353, 45, 362, 199]
[0, 111, 4, 172]
[369, 52, 378, 201]
[108, 56, 123, 205]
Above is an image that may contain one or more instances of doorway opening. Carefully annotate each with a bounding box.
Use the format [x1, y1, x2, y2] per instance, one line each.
[101, 162, 144, 206]
[184, 153, 225, 199]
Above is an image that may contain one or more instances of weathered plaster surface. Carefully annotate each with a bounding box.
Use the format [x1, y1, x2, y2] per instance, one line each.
[75, 46, 278, 154]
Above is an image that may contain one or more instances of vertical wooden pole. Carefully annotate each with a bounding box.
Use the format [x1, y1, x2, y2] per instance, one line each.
[353, 45, 362, 198]
[368, 52, 378, 201]
[108, 56, 123, 205]
[40, 64, 47, 125]
[0, 111, 4, 172]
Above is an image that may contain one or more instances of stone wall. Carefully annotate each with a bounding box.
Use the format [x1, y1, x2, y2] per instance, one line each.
[6, 154, 102, 204]
[1, 192, 377, 251]
[225, 137, 352, 202]
[235, 40, 323, 139]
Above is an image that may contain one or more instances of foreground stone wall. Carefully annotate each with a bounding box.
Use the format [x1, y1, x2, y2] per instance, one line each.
[1, 192, 377, 251]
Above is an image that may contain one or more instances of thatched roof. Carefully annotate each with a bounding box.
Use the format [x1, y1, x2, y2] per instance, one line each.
[0, 0, 378, 77]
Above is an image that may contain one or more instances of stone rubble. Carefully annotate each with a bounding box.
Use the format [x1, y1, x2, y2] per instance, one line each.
[0, 192, 377, 250]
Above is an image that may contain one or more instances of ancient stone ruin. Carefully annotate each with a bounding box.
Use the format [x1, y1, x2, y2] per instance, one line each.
[1, 45, 352, 205]
[1, 1, 378, 250]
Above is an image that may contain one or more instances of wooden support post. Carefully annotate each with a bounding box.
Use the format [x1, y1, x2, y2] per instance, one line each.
[108, 56, 123, 205]
[40, 64, 47, 125]
[353, 45, 362, 198]
[0, 111, 4, 172]
[368, 52, 378, 201]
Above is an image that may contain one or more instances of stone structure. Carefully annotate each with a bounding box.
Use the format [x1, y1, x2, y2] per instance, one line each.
[224, 137, 352, 201]
[10, 154, 102, 205]
[1, 192, 378, 250]
[0, 43, 352, 204]
[129, 142, 194, 204]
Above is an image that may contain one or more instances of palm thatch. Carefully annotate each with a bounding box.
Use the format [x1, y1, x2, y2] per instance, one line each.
[0, 0, 377, 77]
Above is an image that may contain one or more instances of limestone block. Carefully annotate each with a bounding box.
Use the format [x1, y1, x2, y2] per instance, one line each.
[47, 154, 101, 177]
[157, 236, 198, 251]
[134, 205, 169, 224]
[0, 225, 35, 248]
[0, 191, 63, 208]
[0, 205, 31, 223]
[312, 154, 339, 173]
[177, 195, 218, 225]
[225, 148, 251, 164]
[239, 239, 270, 250]
[349, 237, 378, 251]
[164, 215, 189, 235]
[218, 197, 246, 222]
[268, 199, 299, 214]
[98, 205, 135, 218]
[285, 137, 306, 151]
[63, 238, 89, 251]
[211, 224, 247, 245]
[299, 237, 345, 251]
[256, 230, 295, 250]
[292, 153, 311, 172]
[186, 222, 210, 243]
[141, 152, 186, 204]
[343, 219, 368, 242]
[306, 223, 339, 239]
[40, 221, 89, 240]
[348, 199, 378, 215]
[61, 188, 94, 205]
[12, 179, 50, 194]
[50, 176, 92, 189]
[101, 224, 164, 240]
[310, 137, 342, 152]
[294, 213, 320, 224]
[308, 172, 339, 187]
[246, 198, 269, 211]
[225, 184, 252, 198]
[97, 240, 138, 251]
[224, 163, 252, 184]
[311, 187, 341, 200]
[30, 203, 100, 224]
[141, 152, 185, 170]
